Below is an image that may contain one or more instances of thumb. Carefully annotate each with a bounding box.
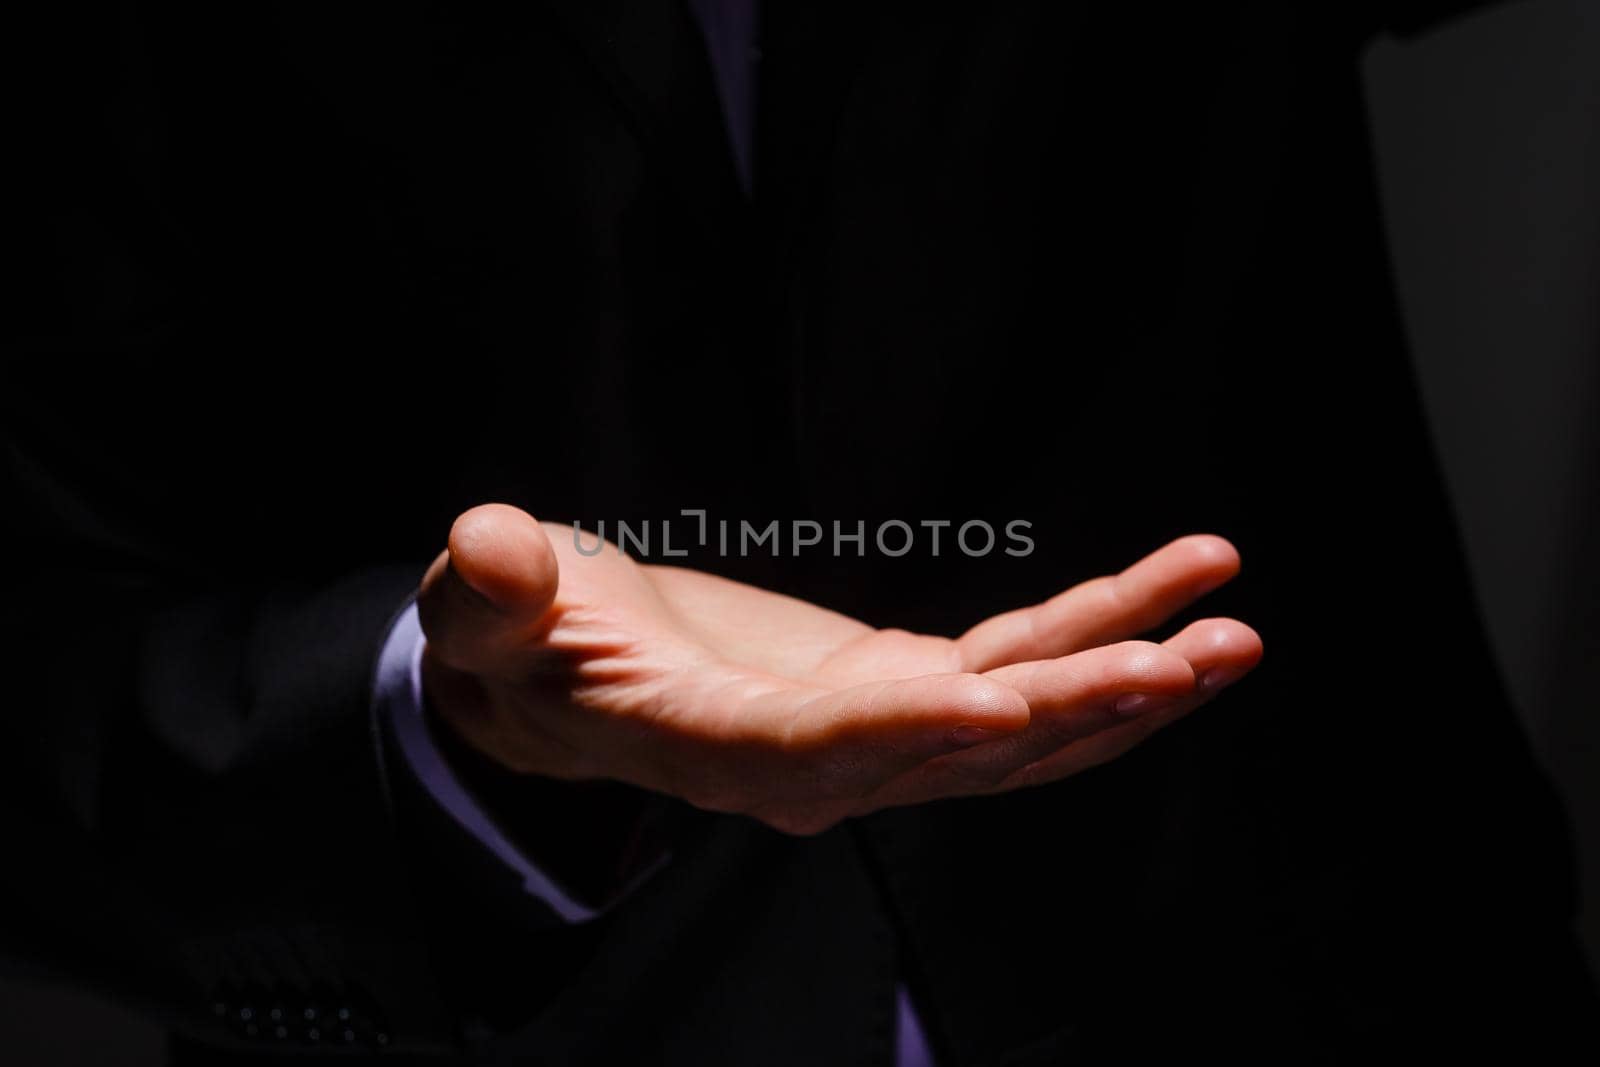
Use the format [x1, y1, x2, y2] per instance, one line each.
[416, 503, 561, 674]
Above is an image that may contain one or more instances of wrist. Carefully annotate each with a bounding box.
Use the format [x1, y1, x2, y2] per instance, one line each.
[418, 647, 681, 910]
[420, 642, 583, 779]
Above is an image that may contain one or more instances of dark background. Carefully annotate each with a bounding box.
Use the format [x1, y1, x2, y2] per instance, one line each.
[4, 1, 1596, 1060]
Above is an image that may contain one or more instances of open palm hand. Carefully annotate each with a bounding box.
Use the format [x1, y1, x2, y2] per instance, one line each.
[419, 505, 1261, 834]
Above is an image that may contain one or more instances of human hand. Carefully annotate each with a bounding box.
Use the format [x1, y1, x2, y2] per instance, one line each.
[417, 505, 1261, 834]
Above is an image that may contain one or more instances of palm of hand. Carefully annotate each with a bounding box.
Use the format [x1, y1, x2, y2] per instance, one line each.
[422, 508, 1261, 834]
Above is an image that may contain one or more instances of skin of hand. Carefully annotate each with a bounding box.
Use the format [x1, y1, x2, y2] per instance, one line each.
[417, 504, 1263, 836]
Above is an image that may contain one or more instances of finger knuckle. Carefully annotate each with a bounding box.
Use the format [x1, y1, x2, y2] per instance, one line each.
[686, 784, 753, 816]
[759, 809, 839, 837]
[926, 753, 1015, 793]
[675, 765, 758, 816]
[805, 744, 897, 801]
[1118, 640, 1184, 677]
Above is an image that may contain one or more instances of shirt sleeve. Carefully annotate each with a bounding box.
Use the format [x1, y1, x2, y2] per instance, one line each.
[372, 600, 671, 923]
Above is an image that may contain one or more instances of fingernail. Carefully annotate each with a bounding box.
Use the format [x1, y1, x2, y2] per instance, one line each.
[1199, 667, 1242, 692]
[1114, 693, 1176, 716]
[949, 725, 1009, 747]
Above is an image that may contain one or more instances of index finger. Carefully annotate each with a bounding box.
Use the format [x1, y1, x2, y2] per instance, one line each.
[956, 534, 1240, 673]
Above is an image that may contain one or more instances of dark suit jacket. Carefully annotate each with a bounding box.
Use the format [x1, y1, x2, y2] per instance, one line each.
[7, 1, 1595, 1063]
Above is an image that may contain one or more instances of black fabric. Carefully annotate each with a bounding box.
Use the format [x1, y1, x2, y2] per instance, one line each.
[6, 1, 1593, 1063]
[417, 679, 683, 911]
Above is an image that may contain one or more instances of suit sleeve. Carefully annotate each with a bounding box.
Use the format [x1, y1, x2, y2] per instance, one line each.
[0, 439, 444, 1050]
[0, 347, 689, 1056]
[375, 601, 675, 923]
[4, 23, 638, 1054]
